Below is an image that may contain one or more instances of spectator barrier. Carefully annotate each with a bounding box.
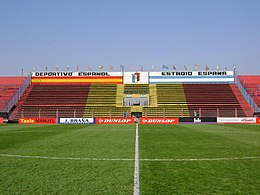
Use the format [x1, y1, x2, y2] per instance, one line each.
[96, 118, 134, 124]
[16, 117, 260, 124]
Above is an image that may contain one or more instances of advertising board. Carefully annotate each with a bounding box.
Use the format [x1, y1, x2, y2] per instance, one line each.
[96, 118, 134, 124]
[139, 118, 178, 124]
[58, 118, 95, 124]
[179, 117, 217, 124]
[32, 71, 235, 84]
[217, 117, 256, 124]
[32, 72, 123, 84]
[149, 71, 234, 83]
[256, 118, 260, 124]
[19, 118, 57, 124]
[32, 71, 122, 77]
[0, 117, 3, 124]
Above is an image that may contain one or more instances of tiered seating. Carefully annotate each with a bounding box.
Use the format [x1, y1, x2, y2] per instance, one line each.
[86, 84, 117, 105]
[183, 84, 246, 117]
[144, 84, 190, 117]
[0, 77, 26, 85]
[0, 77, 27, 110]
[83, 84, 130, 117]
[156, 84, 187, 104]
[238, 76, 260, 107]
[12, 84, 90, 119]
[11, 83, 131, 119]
[10, 81, 251, 119]
[24, 85, 88, 105]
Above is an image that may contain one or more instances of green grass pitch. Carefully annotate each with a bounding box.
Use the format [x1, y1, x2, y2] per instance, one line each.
[0, 124, 259, 194]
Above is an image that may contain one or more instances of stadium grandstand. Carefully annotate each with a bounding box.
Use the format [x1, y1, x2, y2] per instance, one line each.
[1, 69, 260, 194]
[1, 70, 260, 122]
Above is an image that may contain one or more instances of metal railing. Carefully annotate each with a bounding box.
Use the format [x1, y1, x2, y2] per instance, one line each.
[17, 107, 252, 119]
[235, 76, 260, 112]
[124, 89, 149, 94]
[143, 107, 251, 118]
[1, 76, 31, 112]
[19, 109, 130, 118]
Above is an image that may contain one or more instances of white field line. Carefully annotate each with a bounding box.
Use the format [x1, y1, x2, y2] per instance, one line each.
[0, 153, 260, 162]
[0, 129, 135, 133]
[133, 123, 140, 195]
[140, 156, 260, 161]
[0, 154, 133, 161]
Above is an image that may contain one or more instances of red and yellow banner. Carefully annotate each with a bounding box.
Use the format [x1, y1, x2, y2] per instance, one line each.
[32, 72, 123, 84]
[32, 76, 123, 84]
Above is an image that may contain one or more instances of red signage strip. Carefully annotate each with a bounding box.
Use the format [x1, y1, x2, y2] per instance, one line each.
[256, 118, 260, 124]
[0, 117, 3, 124]
[96, 118, 134, 124]
[19, 118, 57, 124]
[139, 118, 179, 124]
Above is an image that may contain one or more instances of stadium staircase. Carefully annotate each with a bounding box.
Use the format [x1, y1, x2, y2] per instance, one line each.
[149, 84, 157, 107]
[9, 84, 33, 119]
[238, 76, 260, 108]
[116, 84, 124, 107]
[0, 77, 29, 112]
[229, 84, 254, 116]
[183, 84, 247, 117]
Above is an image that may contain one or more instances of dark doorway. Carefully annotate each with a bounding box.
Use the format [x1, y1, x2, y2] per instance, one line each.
[131, 112, 142, 118]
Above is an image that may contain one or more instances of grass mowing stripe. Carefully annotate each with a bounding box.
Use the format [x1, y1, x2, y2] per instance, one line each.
[0, 124, 136, 194]
[133, 123, 140, 195]
[1, 124, 259, 194]
[1, 124, 136, 159]
[139, 124, 260, 194]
